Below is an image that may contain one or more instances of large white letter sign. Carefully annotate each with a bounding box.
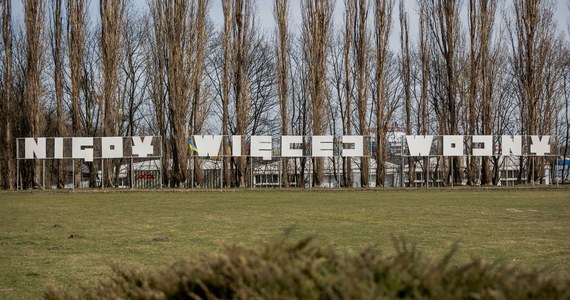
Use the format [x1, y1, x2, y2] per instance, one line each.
[342, 136, 363, 157]
[251, 136, 273, 160]
[25, 138, 46, 159]
[406, 135, 433, 156]
[530, 135, 550, 156]
[132, 136, 154, 157]
[312, 136, 334, 157]
[472, 135, 493, 156]
[72, 137, 94, 162]
[102, 137, 123, 158]
[501, 135, 522, 156]
[443, 135, 464, 156]
[281, 135, 303, 157]
[193, 135, 223, 157]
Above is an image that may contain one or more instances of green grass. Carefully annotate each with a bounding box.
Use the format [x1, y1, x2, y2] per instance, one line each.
[1, 188, 569, 299]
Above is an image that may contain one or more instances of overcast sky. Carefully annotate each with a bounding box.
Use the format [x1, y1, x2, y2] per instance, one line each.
[8, 0, 570, 51]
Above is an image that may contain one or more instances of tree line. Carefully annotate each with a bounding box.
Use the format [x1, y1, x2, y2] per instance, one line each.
[1, 0, 569, 189]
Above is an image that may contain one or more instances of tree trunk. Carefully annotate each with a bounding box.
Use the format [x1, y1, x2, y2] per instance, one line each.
[233, 0, 254, 187]
[68, 0, 86, 188]
[355, 0, 370, 187]
[275, 0, 290, 187]
[374, 0, 393, 187]
[427, 0, 462, 185]
[222, 0, 232, 187]
[303, 0, 333, 187]
[52, 0, 66, 188]
[100, 0, 124, 187]
[418, 0, 430, 186]
[400, 0, 413, 186]
[23, 0, 46, 188]
[190, 0, 209, 188]
[2, 0, 15, 190]
[343, 0, 354, 187]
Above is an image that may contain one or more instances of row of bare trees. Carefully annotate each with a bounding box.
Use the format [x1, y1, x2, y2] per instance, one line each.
[1, 0, 569, 189]
[149, 0, 210, 187]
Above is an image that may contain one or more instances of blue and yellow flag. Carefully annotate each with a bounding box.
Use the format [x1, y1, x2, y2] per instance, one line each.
[188, 138, 199, 153]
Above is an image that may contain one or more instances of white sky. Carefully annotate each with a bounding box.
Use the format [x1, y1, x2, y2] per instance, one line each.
[8, 0, 570, 51]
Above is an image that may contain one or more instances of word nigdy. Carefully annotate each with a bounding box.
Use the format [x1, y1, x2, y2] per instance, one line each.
[19, 135, 552, 161]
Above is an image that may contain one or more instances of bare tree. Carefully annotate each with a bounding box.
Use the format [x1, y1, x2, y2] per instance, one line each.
[82, 33, 103, 134]
[49, 0, 66, 188]
[81, 30, 105, 187]
[189, 0, 210, 187]
[302, 0, 333, 187]
[100, 0, 125, 187]
[166, 0, 190, 188]
[465, 0, 479, 185]
[354, 0, 371, 187]
[67, 0, 86, 138]
[426, 0, 463, 185]
[22, 0, 46, 188]
[470, 0, 498, 185]
[67, 0, 86, 187]
[417, 1, 430, 137]
[417, 0, 430, 185]
[246, 37, 278, 137]
[489, 42, 516, 184]
[120, 8, 148, 137]
[158, 0, 192, 187]
[373, 0, 393, 187]
[561, 43, 569, 182]
[203, 29, 277, 187]
[232, 0, 255, 187]
[509, 0, 560, 183]
[274, 0, 290, 187]
[399, 0, 413, 186]
[342, 0, 354, 187]
[148, 1, 170, 186]
[222, 0, 232, 187]
[115, 6, 150, 186]
[221, 0, 233, 186]
[289, 39, 311, 187]
[561, 14, 570, 182]
[2, 0, 15, 189]
[463, 0, 497, 185]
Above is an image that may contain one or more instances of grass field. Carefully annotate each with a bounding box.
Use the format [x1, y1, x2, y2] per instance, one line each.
[1, 188, 569, 299]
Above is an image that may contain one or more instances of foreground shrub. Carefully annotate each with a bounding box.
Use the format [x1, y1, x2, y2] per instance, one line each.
[45, 237, 570, 299]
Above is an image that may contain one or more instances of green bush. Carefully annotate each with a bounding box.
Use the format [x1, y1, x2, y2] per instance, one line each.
[45, 237, 570, 299]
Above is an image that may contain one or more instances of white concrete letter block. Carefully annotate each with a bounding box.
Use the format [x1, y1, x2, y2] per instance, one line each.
[193, 135, 223, 157]
[341, 135, 363, 157]
[501, 135, 522, 156]
[232, 135, 242, 156]
[102, 137, 123, 158]
[251, 136, 272, 160]
[405, 135, 433, 156]
[72, 137, 94, 162]
[471, 135, 493, 156]
[312, 136, 334, 157]
[281, 135, 303, 157]
[25, 138, 46, 159]
[530, 135, 550, 156]
[132, 136, 154, 157]
[443, 135, 464, 156]
[54, 138, 64, 159]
